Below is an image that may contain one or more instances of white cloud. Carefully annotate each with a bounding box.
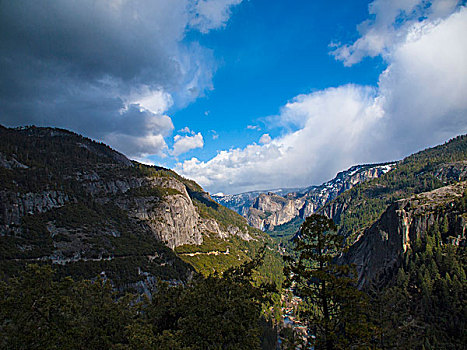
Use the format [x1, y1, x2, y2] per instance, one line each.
[172, 132, 204, 156]
[378, 7, 467, 150]
[247, 125, 261, 130]
[177, 4, 467, 194]
[189, 0, 243, 33]
[128, 87, 174, 115]
[105, 132, 169, 158]
[259, 134, 272, 144]
[102, 105, 174, 158]
[132, 157, 157, 166]
[331, 0, 463, 66]
[179, 126, 196, 134]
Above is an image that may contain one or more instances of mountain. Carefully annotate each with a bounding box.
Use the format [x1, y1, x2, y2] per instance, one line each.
[212, 187, 306, 217]
[320, 135, 467, 241]
[291, 136, 466, 347]
[213, 163, 394, 236]
[314, 134, 467, 288]
[341, 181, 467, 288]
[0, 126, 281, 289]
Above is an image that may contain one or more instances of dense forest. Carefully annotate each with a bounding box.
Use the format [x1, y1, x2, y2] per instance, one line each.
[1, 254, 278, 350]
[284, 200, 466, 349]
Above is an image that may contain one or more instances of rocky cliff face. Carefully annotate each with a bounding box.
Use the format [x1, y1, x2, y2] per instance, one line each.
[247, 193, 304, 230]
[434, 161, 467, 183]
[215, 163, 394, 231]
[341, 181, 467, 288]
[0, 126, 264, 285]
[1, 190, 71, 234]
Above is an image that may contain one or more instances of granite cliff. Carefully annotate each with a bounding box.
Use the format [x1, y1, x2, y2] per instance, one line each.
[214, 163, 394, 233]
[0, 126, 278, 286]
[341, 181, 467, 288]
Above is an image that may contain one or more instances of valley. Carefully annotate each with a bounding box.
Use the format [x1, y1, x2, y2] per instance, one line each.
[1, 126, 466, 349]
[213, 163, 395, 238]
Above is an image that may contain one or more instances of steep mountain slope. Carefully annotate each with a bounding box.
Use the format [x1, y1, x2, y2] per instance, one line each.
[0, 126, 281, 287]
[212, 187, 306, 217]
[320, 135, 467, 241]
[214, 163, 394, 235]
[341, 181, 467, 288]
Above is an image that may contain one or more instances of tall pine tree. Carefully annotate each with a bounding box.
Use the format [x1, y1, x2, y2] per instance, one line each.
[284, 214, 374, 350]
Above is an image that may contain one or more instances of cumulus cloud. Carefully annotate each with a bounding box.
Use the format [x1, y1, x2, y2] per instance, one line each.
[0, 0, 242, 158]
[379, 9, 467, 150]
[259, 134, 272, 144]
[177, 85, 382, 193]
[172, 132, 204, 156]
[128, 88, 174, 116]
[331, 0, 463, 66]
[177, 4, 467, 194]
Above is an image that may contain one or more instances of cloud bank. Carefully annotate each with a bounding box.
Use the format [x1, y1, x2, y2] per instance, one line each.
[0, 0, 241, 157]
[177, 2, 467, 194]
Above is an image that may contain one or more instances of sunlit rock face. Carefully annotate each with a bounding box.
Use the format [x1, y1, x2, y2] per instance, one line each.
[0, 126, 254, 277]
[340, 182, 467, 288]
[215, 163, 395, 231]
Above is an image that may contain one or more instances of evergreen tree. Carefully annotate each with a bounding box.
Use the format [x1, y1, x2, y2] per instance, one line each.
[284, 214, 374, 350]
[0, 254, 277, 350]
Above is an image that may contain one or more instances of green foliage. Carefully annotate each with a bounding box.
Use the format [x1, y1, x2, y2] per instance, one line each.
[321, 135, 467, 239]
[1, 255, 277, 350]
[177, 235, 284, 290]
[192, 195, 255, 233]
[369, 192, 467, 349]
[55, 255, 190, 286]
[125, 185, 182, 198]
[147, 276, 269, 349]
[176, 233, 230, 254]
[285, 214, 375, 350]
[267, 216, 303, 240]
[0, 126, 131, 193]
[0, 265, 135, 349]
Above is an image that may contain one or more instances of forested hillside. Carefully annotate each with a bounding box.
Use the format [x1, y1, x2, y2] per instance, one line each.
[0, 126, 282, 289]
[321, 135, 467, 241]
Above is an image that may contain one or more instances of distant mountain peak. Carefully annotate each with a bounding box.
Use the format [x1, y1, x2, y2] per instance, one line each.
[213, 162, 396, 232]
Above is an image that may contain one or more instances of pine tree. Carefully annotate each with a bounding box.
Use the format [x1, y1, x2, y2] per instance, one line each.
[284, 214, 374, 350]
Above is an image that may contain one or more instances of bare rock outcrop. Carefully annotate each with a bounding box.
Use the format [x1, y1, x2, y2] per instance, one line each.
[149, 192, 203, 249]
[239, 163, 394, 231]
[0, 190, 71, 234]
[341, 182, 467, 288]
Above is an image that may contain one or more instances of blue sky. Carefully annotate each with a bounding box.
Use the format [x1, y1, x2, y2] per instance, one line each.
[1, 0, 467, 194]
[167, 0, 384, 163]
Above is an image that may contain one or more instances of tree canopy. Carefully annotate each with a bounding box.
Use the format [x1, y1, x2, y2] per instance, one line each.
[1, 252, 277, 350]
[284, 214, 374, 350]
